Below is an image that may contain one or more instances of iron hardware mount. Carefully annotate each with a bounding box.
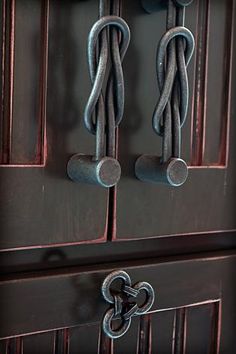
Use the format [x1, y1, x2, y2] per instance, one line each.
[101, 270, 155, 339]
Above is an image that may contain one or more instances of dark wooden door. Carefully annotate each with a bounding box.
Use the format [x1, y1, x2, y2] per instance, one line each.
[0, 0, 109, 250]
[0, 0, 236, 353]
[115, 0, 236, 241]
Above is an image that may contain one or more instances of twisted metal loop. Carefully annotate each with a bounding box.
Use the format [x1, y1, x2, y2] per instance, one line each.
[84, 0, 130, 160]
[152, 0, 195, 161]
[101, 270, 155, 339]
[84, 16, 130, 134]
[102, 308, 131, 339]
[153, 26, 194, 135]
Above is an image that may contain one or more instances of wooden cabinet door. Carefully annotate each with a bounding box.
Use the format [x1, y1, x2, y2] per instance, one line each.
[1, 1, 235, 249]
[0, 252, 236, 353]
[0, 2, 236, 353]
[0, 0, 109, 251]
[114, 0, 236, 241]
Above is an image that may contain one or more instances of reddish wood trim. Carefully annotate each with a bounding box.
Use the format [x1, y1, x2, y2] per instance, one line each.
[53, 329, 70, 354]
[7, 0, 14, 165]
[209, 301, 221, 354]
[137, 314, 152, 354]
[1, 0, 15, 164]
[172, 307, 187, 354]
[190, 0, 235, 168]
[0, 0, 49, 167]
[190, 0, 210, 166]
[0, 233, 107, 253]
[219, 0, 235, 167]
[5, 336, 23, 354]
[98, 328, 113, 354]
[0, 0, 6, 162]
[114, 228, 236, 244]
[36, 0, 49, 165]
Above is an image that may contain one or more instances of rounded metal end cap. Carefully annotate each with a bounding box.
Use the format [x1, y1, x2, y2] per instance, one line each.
[173, 0, 194, 7]
[166, 158, 188, 187]
[67, 154, 121, 188]
[96, 157, 121, 188]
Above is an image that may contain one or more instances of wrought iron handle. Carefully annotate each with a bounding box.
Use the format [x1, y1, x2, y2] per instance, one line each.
[67, 0, 130, 188]
[101, 270, 155, 339]
[136, 0, 195, 187]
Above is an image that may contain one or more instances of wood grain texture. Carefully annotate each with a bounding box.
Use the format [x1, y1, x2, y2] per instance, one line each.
[0, 252, 232, 338]
[0, 0, 48, 165]
[0, 1, 235, 353]
[0, 286, 224, 353]
[0, 0, 15, 164]
[115, 0, 236, 241]
[0, 0, 109, 250]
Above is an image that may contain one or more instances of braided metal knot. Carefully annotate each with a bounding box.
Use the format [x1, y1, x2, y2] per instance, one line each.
[67, 1, 130, 187]
[152, 0, 195, 162]
[84, 16, 130, 135]
[135, 0, 195, 186]
[101, 270, 155, 339]
[153, 26, 195, 137]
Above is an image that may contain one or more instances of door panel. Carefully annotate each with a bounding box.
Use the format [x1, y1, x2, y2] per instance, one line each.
[0, 252, 236, 353]
[115, 0, 236, 240]
[0, 0, 108, 250]
[0, 306, 220, 353]
[0, 2, 235, 353]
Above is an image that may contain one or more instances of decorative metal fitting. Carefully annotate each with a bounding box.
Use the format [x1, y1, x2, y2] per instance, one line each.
[101, 270, 155, 339]
[136, 0, 195, 187]
[67, 154, 121, 188]
[135, 155, 188, 187]
[67, 0, 130, 188]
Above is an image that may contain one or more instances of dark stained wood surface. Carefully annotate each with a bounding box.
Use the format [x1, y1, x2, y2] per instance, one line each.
[1, 230, 236, 276]
[115, 0, 236, 240]
[0, 1, 236, 353]
[0, 0, 109, 250]
[0, 0, 235, 249]
[0, 251, 236, 353]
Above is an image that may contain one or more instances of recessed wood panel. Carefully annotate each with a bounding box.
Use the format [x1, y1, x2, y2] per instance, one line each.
[0, 253, 226, 339]
[24, 332, 54, 354]
[0, 301, 222, 354]
[0, 253, 235, 352]
[0, 0, 109, 250]
[0, 0, 47, 165]
[185, 302, 220, 354]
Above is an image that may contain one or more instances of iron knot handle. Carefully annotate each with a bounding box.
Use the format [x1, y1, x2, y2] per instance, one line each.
[67, 0, 130, 188]
[136, 0, 195, 187]
[101, 270, 155, 339]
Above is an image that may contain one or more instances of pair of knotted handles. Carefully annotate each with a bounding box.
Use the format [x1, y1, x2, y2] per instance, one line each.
[67, 0, 195, 188]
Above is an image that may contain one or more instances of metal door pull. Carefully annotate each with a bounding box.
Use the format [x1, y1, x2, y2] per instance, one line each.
[67, 0, 130, 188]
[136, 0, 195, 186]
[101, 270, 155, 339]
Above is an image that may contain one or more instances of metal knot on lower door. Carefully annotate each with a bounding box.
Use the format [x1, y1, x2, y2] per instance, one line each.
[101, 270, 155, 339]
